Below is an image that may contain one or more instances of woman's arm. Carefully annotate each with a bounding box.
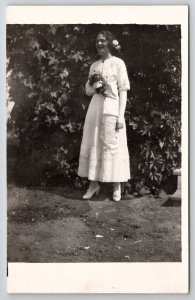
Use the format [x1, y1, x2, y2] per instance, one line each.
[117, 90, 127, 129]
[85, 80, 96, 96]
[116, 59, 130, 129]
[85, 64, 97, 96]
[85, 80, 103, 96]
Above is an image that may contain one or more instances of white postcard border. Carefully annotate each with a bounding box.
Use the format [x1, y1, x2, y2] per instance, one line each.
[6, 5, 188, 294]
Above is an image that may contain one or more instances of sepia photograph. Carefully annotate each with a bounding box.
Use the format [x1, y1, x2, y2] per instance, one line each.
[6, 5, 188, 293]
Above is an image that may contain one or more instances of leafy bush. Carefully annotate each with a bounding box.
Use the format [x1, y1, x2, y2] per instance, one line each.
[7, 24, 181, 190]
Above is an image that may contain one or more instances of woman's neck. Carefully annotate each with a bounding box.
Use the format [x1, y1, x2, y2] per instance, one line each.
[100, 52, 112, 61]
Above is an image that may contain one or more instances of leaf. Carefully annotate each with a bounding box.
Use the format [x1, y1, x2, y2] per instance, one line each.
[51, 92, 57, 98]
[23, 79, 33, 89]
[73, 26, 80, 32]
[36, 49, 47, 61]
[81, 104, 86, 110]
[149, 163, 154, 170]
[52, 115, 59, 123]
[30, 40, 40, 49]
[72, 53, 83, 63]
[59, 68, 69, 79]
[159, 141, 164, 149]
[48, 56, 59, 66]
[150, 151, 155, 159]
[17, 72, 24, 78]
[28, 92, 38, 98]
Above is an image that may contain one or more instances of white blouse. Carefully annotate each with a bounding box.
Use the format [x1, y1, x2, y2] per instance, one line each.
[85, 56, 130, 117]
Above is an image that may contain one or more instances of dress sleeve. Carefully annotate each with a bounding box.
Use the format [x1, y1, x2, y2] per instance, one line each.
[85, 64, 96, 96]
[117, 60, 130, 92]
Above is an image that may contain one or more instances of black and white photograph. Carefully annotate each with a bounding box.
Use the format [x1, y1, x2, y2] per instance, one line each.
[6, 5, 188, 293]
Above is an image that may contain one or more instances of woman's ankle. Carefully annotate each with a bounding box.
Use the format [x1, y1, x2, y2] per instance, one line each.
[113, 182, 121, 192]
[89, 181, 99, 189]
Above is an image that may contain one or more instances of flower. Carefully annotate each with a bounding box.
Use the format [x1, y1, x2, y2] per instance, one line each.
[89, 73, 106, 96]
[112, 39, 119, 46]
[112, 39, 121, 51]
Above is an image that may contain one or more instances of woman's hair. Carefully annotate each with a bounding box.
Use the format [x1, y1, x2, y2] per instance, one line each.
[96, 30, 121, 55]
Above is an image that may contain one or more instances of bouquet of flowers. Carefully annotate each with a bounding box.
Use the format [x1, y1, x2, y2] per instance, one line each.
[88, 73, 106, 96]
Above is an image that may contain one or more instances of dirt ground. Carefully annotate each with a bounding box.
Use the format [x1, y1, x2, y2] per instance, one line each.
[7, 184, 181, 262]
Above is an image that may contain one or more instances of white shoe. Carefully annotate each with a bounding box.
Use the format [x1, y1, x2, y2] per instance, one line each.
[113, 185, 121, 201]
[83, 185, 100, 199]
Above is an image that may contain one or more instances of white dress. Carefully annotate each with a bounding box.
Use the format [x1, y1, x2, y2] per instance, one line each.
[78, 56, 130, 182]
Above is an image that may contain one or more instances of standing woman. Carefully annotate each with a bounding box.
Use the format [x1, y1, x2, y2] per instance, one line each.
[78, 31, 130, 201]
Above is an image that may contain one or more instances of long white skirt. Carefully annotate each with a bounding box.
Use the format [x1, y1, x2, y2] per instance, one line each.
[78, 94, 130, 182]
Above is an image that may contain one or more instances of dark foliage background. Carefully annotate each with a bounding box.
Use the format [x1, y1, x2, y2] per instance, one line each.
[7, 24, 181, 192]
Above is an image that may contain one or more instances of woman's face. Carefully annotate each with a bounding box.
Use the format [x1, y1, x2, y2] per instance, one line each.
[96, 34, 111, 57]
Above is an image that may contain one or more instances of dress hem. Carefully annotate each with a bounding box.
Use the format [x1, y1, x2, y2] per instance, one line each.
[78, 172, 130, 183]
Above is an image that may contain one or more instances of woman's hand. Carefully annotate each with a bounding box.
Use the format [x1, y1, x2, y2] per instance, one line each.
[116, 116, 125, 130]
[116, 121, 124, 130]
[93, 81, 103, 89]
